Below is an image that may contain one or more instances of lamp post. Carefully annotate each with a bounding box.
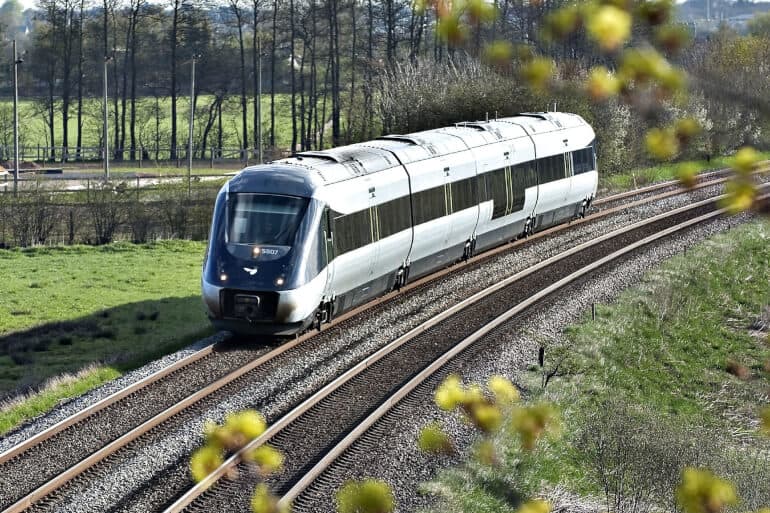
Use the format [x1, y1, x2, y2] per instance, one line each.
[103, 55, 114, 180]
[187, 54, 198, 196]
[12, 40, 23, 196]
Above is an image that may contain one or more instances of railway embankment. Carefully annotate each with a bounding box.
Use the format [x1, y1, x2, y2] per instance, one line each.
[392, 219, 770, 513]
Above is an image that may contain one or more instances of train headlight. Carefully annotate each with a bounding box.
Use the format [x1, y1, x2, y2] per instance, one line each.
[252, 246, 261, 257]
[275, 276, 285, 287]
[220, 273, 228, 282]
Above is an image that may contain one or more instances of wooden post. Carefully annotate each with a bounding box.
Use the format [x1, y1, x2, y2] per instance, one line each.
[592, 303, 596, 321]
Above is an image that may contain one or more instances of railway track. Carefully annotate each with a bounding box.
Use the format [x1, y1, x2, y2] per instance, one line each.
[0, 169, 762, 512]
[165, 190, 753, 512]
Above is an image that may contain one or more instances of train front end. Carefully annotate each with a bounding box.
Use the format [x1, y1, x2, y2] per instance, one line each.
[201, 167, 327, 336]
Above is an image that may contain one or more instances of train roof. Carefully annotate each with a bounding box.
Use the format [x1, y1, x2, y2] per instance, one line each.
[235, 112, 591, 189]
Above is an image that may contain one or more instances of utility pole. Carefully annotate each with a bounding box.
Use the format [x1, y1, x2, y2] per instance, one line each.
[187, 55, 198, 196]
[12, 40, 23, 196]
[257, 37, 263, 163]
[103, 55, 113, 180]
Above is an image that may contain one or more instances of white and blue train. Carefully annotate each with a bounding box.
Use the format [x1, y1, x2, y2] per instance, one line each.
[202, 112, 598, 336]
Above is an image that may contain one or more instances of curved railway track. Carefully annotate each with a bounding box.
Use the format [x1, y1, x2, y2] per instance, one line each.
[0, 169, 763, 513]
[166, 190, 754, 512]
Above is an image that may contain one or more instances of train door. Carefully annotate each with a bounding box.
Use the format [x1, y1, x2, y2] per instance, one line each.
[366, 181, 380, 280]
[320, 207, 336, 305]
[563, 152, 574, 203]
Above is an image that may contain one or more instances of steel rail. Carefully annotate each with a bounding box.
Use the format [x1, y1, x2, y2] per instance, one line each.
[0, 165, 740, 468]
[164, 191, 736, 513]
[0, 170, 750, 512]
[278, 203, 738, 508]
[0, 343, 217, 466]
[591, 164, 767, 207]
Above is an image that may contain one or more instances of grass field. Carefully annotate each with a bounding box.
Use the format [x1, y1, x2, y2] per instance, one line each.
[0, 241, 211, 434]
[598, 152, 770, 193]
[1, 94, 310, 160]
[426, 220, 770, 512]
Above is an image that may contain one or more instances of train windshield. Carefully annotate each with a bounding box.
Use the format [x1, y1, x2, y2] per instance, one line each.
[227, 193, 309, 246]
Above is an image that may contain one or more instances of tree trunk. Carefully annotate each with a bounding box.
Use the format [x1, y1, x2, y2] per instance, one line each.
[236, 8, 249, 157]
[290, 0, 297, 153]
[170, 0, 180, 160]
[270, 0, 277, 148]
[76, 0, 84, 160]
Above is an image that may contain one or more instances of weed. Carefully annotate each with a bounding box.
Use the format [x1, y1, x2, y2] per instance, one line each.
[725, 360, 751, 380]
[133, 326, 147, 335]
[58, 336, 73, 345]
[136, 311, 147, 321]
[148, 311, 159, 321]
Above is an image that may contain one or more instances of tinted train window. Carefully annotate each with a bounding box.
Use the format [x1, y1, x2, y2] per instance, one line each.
[538, 154, 566, 183]
[483, 162, 537, 219]
[378, 195, 412, 238]
[449, 177, 478, 212]
[333, 209, 371, 256]
[412, 186, 446, 225]
[486, 167, 509, 219]
[573, 147, 596, 174]
[227, 193, 308, 246]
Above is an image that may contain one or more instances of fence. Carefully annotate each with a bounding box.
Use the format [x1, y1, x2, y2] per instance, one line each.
[0, 145, 286, 169]
[0, 177, 223, 248]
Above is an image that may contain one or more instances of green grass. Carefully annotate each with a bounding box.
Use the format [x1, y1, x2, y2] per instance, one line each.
[599, 152, 770, 194]
[0, 365, 120, 434]
[423, 220, 770, 512]
[3, 94, 305, 156]
[0, 240, 213, 434]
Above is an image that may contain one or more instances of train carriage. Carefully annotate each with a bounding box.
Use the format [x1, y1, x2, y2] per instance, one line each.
[202, 112, 598, 336]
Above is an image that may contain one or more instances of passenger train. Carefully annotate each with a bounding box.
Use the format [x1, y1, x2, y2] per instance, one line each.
[202, 112, 598, 336]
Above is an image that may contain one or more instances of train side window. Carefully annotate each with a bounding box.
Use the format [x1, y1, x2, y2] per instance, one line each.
[449, 176, 477, 213]
[333, 209, 371, 256]
[378, 195, 412, 238]
[573, 147, 595, 174]
[538, 154, 566, 183]
[413, 186, 445, 225]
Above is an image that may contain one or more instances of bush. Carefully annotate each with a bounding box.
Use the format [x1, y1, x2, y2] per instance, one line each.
[576, 399, 717, 513]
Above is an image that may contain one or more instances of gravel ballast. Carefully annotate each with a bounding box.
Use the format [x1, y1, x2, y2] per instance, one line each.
[292, 213, 754, 513]
[1, 181, 756, 512]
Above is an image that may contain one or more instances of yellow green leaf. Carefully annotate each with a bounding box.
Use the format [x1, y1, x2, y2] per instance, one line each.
[336, 479, 395, 513]
[586, 5, 632, 51]
[721, 178, 757, 214]
[645, 127, 679, 161]
[676, 162, 699, 188]
[517, 499, 552, 513]
[247, 445, 285, 475]
[487, 375, 520, 405]
[250, 483, 289, 513]
[586, 66, 621, 101]
[520, 57, 555, 91]
[732, 146, 760, 174]
[434, 374, 466, 411]
[483, 41, 514, 69]
[471, 403, 503, 433]
[190, 445, 224, 483]
[227, 410, 267, 439]
[417, 422, 454, 454]
[510, 402, 560, 450]
[675, 468, 737, 513]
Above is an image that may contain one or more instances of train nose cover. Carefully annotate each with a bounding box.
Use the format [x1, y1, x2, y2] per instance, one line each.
[202, 191, 326, 326]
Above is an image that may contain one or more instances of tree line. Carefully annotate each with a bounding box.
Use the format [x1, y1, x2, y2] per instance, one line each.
[0, 0, 768, 170]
